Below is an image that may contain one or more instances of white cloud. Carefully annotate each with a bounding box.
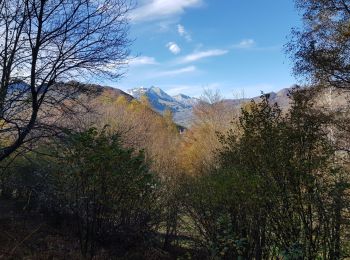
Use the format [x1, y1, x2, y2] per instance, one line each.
[179, 49, 228, 63]
[232, 39, 255, 49]
[155, 66, 197, 77]
[177, 24, 192, 41]
[166, 42, 181, 55]
[130, 0, 203, 22]
[252, 45, 281, 51]
[167, 85, 192, 95]
[177, 24, 185, 36]
[166, 82, 221, 96]
[128, 56, 158, 66]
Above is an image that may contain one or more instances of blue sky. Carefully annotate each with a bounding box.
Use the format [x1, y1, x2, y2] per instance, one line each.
[107, 0, 302, 98]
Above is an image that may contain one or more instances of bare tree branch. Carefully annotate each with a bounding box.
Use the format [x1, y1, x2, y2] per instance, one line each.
[0, 0, 131, 161]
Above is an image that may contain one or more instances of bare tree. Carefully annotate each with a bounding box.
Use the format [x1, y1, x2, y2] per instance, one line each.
[0, 0, 131, 161]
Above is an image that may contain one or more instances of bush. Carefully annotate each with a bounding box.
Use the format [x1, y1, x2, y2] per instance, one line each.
[53, 128, 160, 257]
[1, 128, 161, 258]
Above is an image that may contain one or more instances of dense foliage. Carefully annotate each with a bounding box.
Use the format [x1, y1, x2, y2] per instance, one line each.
[1, 127, 160, 258]
[1, 0, 350, 259]
[2, 87, 349, 259]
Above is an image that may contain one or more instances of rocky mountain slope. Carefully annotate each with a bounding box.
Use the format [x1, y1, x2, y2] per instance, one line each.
[127, 86, 199, 127]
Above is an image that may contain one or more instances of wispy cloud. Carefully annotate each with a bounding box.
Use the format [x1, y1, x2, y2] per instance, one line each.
[128, 56, 158, 66]
[232, 39, 255, 49]
[231, 39, 281, 52]
[177, 24, 192, 41]
[166, 82, 221, 96]
[177, 24, 185, 35]
[130, 0, 203, 22]
[179, 49, 228, 63]
[167, 85, 192, 95]
[166, 42, 181, 55]
[252, 45, 282, 52]
[155, 66, 197, 77]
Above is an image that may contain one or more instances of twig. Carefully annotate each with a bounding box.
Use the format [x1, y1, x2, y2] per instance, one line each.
[8, 224, 42, 257]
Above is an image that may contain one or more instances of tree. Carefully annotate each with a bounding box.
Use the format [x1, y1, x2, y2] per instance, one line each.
[288, 3, 350, 256]
[0, 0, 131, 161]
[54, 128, 159, 258]
[179, 89, 236, 175]
[288, 0, 350, 89]
[181, 89, 350, 259]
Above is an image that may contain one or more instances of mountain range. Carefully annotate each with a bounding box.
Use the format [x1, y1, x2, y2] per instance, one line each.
[127, 86, 199, 127]
[4, 81, 302, 127]
[126, 86, 293, 127]
[8, 81, 348, 128]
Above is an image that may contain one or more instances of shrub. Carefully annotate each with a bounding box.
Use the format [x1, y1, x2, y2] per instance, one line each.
[53, 128, 160, 257]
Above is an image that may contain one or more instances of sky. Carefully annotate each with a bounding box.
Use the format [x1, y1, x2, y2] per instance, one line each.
[106, 0, 302, 98]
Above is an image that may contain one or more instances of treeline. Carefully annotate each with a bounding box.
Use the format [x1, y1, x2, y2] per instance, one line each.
[1, 86, 349, 259]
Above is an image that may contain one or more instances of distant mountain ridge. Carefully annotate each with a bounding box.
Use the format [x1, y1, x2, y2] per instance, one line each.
[222, 87, 293, 110]
[126, 86, 295, 127]
[6, 81, 294, 127]
[10, 81, 345, 128]
[127, 86, 199, 126]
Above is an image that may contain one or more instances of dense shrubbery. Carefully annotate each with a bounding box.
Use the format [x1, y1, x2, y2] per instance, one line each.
[5, 103, 342, 252]
[1, 89, 350, 259]
[54, 128, 160, 257]
[179, 89, 350, 259]
[1, 128, 161, 258]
